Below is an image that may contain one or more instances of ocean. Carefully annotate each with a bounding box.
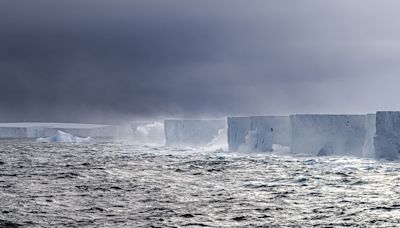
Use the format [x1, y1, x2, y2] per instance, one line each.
[1, 139, 400, 227]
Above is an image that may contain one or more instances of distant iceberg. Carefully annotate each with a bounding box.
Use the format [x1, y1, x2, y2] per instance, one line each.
[0, 122, 116, 139]
[36, 130, 91, 143]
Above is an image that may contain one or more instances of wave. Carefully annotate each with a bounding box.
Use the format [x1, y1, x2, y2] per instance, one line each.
[117, 121, 165, 146]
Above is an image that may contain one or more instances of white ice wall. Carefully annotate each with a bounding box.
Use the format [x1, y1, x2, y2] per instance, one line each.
[290, 115, 367, 157]
[251, 116, 291, 147]
[0, 123, 116, 138]
[227, 116, 291, 152]
[164, 119, 226, 147]
[0, 127, 29, 138]
[362, 114, 376, 158]
[374, 111, 400, 160]
[227, 117, 251, 152]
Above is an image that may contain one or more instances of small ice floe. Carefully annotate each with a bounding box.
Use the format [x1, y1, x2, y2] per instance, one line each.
[36, 130, 91, 143]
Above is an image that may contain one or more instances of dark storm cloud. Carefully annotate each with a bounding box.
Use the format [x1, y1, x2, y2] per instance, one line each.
[1, 0, 400, 123]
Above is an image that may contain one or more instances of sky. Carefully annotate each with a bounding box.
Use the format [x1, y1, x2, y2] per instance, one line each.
[1, 0, 400, 123]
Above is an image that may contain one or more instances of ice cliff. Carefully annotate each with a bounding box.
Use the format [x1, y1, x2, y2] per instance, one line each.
[374, 111, 400, 160]
[227, 116, 291, 152]
[362, 114, 376, 158]
[0, 123, 116, 138]
[290, 114, 367, 157]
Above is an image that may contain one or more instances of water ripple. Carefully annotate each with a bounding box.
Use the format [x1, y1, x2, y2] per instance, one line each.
[0, 139, 400, 227]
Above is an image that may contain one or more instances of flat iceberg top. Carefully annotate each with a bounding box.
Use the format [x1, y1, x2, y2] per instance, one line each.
[229, 115, 289, 118]
[164, 119, 225, 123]
[291, 114, 366, 117]
[0, 122, 112, 129]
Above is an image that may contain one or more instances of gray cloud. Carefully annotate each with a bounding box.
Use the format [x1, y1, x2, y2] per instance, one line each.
[1, 0, 400, 123]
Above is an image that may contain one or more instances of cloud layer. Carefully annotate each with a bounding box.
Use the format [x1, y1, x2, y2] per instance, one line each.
[1, 1, 400, 122]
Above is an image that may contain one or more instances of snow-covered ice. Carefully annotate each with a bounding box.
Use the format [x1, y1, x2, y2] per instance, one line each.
[290, 114, 367, 157]
[36, 130, 91, 143]
[227, 116, 291, 152]
[374, 111, 400, 160]
[164, 119, 226, 147]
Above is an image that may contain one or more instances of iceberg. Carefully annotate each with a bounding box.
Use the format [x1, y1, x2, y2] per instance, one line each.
[227, 117, 251, 152]
[227, 116, 291, 152]
[36, 130, 91, 143]
[362, 114, 376, 158]
[164, 119, 226, 147]
[374, 111, 400, 160]
[290, 114, 367, 157]
[0, 122, 116, 138]
[0, 127, 31, 138]
[251, 116, 291, 147]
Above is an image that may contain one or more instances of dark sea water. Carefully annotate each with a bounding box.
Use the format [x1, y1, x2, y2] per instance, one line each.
[1, 139, 400, 227]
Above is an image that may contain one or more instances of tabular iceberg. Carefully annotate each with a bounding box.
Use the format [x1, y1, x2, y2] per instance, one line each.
[290, 114, 367, 157]
[227, 117, 251, 152]
[0, 127, 31, 138]
[164, 119, 226, 147]
[227, 116, 291, 152]
[37, 130, 91, 143]
[362, 114, 376, 158]
[374, 111, 400, 160]
[0, 122, 116, 138]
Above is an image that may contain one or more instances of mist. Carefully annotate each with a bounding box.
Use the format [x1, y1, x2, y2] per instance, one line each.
[1, 0, 400, 123]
